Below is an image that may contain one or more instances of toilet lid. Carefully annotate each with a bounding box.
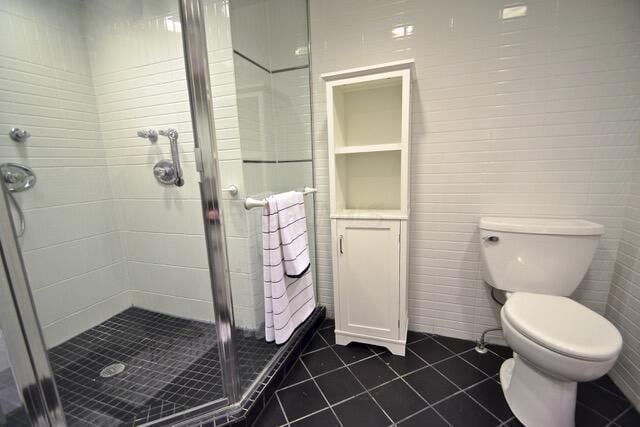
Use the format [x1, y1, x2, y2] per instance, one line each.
[503, 293, 622, 362]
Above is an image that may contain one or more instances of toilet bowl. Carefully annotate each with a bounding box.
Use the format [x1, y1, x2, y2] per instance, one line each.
[499, 292, 622, 427]
[478, 217, 623, 427]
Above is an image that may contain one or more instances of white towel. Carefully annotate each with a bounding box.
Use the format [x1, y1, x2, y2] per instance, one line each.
[275, 191, 311, 277]
[263, 191, 315, 344]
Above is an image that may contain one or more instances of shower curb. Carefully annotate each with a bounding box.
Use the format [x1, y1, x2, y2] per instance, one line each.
[168, 306, 326, 427]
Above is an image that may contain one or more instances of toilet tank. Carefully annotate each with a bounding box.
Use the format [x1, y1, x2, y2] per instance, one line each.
[479, 217, 604, 296]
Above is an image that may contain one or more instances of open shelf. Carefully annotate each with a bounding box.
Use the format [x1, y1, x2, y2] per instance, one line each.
[331, 209, 405, 220]
[334, 143, 402, 155]
[332, 77, 402, 148]
[335, 150, 401, 211]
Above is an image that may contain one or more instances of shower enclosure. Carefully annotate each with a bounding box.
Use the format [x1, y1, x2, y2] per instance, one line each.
[0, 0, 315, 425]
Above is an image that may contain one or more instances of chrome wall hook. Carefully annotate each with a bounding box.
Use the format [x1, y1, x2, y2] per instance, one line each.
[9, 128, 30, 143]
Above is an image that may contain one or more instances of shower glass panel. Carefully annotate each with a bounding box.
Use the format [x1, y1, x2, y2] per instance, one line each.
[221, 0, 317, 398]
[0, 0, 237, 424]
[0, 325, 32, 425]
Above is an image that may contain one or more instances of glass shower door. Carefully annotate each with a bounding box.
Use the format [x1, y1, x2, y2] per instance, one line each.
[221, 0, 317, 399]
[0, 332, 31, 426]
[0, 0, 237, 424]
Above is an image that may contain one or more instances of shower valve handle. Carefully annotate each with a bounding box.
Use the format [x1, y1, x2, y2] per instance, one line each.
[159, 128, 184, 187]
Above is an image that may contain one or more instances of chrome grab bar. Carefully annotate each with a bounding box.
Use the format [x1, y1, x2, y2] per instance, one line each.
[158, 128, 184, 187]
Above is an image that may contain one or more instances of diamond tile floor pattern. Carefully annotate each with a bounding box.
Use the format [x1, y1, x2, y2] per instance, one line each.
[254, 319, 640, 427]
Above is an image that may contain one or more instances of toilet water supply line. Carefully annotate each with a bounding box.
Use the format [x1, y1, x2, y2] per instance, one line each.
[475, 288, 505, 354]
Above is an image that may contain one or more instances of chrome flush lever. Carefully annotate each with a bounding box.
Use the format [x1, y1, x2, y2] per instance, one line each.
[158, 128, 184, 187]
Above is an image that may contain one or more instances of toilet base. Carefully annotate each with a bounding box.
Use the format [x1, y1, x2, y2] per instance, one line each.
[500, 354, 577, 427]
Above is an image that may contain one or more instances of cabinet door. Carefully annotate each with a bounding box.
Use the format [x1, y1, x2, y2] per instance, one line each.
[337, 219, 400, 339]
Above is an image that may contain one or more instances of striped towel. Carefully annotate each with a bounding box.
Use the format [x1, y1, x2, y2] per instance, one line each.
[263, 191, 315, 344]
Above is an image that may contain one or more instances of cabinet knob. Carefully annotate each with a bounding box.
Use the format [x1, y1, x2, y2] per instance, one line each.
[339, 235, 344, 254]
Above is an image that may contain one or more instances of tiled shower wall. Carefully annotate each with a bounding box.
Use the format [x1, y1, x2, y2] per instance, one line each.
[1, 0, 264, 346]
[0, 0, 130, 347]
[83, 0, 231, 324]
[606, 146, 640, 408]
[310, 0, 640, 341]
[81, 0, 265, 332]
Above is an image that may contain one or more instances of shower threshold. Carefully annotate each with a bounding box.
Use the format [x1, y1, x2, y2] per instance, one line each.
[48, 307, 278, 426]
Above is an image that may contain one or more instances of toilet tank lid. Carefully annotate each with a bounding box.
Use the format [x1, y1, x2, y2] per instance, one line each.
[479, 217, 604, 236]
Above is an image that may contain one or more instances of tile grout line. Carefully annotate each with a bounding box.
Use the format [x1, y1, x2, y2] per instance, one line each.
[320, 340, 396, 426]
[372, 350, 453, 426]
[405, 337, 508, 424]
[611, 405, 633, 423]
[426, 346, 506, 424]
[282, 327, 344, 425]
[298, 357, 345, 427]
[269, 392, 288, 427]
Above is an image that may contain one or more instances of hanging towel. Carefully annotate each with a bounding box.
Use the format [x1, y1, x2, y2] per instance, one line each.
[263, 191, 315, 344]
[276, 191, 311, 277]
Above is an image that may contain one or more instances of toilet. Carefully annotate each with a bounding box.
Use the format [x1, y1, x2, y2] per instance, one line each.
[479, 217, 623, 427]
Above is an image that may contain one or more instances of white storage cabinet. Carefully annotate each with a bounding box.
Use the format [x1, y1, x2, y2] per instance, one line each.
[322, 60, 413, 355]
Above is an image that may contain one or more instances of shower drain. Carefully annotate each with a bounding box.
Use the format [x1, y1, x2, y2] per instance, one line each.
[100, 363, 125, 378]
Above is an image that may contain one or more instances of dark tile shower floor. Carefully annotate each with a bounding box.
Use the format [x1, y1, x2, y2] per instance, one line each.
[0, 369, 30, 426]
[255, 319, 640, 427]
[48, 307, 278, 426]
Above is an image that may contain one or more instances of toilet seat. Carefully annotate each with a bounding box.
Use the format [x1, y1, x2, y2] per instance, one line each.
[503, 292, 622, 362]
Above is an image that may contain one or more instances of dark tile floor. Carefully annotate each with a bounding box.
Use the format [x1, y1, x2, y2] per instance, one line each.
[254, 319, 640, 427]
[48, 307, 278, 426]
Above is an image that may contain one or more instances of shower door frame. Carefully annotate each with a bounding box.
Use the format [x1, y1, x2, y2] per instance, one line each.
[179, 0, 241, 405]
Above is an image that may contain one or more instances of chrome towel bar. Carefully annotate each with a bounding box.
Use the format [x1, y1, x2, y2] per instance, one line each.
[244, 187, 317, 210]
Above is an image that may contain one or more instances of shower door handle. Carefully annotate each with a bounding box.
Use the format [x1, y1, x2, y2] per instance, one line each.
[159, 128, 184, 187]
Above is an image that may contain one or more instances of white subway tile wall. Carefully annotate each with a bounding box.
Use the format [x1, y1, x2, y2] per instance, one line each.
[1, 0, 317, 346]
[0, 0, 130, 347]
[229, 0, 316, 331]
[606, 148, 640, 408]
[0, 0, 264, 346]
[309, 0, 640, 343]
[81, 0, 258, 329]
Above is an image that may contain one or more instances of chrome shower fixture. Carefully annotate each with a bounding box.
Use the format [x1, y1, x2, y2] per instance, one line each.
[1, 163, 36, 192]
[154, 128, 184, 187]
[136, 129, 158, 143]
[1, 163, 36, 237]
[9, 128, 30, 143]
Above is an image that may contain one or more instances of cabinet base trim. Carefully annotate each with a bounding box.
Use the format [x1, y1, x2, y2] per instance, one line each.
[335, 329, 406, 356]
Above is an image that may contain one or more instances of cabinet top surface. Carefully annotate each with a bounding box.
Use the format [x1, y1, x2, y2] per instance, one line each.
[321, 59, 415, 81]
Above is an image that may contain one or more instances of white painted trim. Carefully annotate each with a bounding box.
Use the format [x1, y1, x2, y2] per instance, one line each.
[334, 143, 402, 155]
[321, 59, 415, 81]
[335, 329, 407, 356]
